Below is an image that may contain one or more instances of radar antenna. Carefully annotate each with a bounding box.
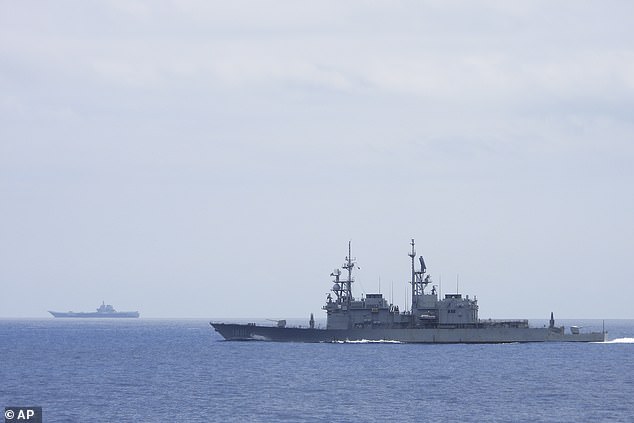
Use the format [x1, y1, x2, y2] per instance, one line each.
[409, 238, 431, 314]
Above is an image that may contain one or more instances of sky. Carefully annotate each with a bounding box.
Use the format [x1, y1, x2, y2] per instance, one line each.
[1, 1, 633, 319]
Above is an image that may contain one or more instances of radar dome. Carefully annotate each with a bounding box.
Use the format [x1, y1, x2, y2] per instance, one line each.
[332, 283, 341, 291]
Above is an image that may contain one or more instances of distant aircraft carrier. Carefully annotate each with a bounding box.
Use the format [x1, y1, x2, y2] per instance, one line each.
[211, 239, 605, 343]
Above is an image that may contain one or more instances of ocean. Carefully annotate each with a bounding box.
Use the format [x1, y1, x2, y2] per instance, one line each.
[1, 319, 633, 422]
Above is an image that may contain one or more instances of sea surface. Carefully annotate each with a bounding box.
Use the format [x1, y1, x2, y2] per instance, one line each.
[1, 318, 633, 423]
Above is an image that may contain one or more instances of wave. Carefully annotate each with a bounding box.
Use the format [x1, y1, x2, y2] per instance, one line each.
[249, 334, 270, 341]
[597, 337, 634, 344]
[332, 339, 402, 344]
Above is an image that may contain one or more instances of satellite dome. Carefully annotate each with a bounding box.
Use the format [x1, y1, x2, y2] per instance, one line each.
[332, 283, 341, 291]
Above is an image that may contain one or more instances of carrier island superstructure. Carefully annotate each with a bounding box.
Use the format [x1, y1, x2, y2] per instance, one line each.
[211, 240, 605, 343]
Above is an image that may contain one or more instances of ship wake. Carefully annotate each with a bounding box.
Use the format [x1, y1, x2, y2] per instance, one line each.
[250, 334, 270, 341]
[332, 339, 403, 344]
[597, 337, 634, 344]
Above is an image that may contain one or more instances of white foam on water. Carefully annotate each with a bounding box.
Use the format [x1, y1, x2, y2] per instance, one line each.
[333, 339, 402, 344]
[596, 337, 634, 344]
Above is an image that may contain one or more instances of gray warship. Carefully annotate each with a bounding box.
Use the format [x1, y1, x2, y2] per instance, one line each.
[49, 301, 139, 318]
[211, 240, 605, 343]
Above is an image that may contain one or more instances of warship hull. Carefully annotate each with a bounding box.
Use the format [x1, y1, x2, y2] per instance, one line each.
[211, 323, 605, 343]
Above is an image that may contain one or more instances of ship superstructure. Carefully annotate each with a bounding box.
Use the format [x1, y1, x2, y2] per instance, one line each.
[323, 240, 493, 331]
[211, 240, 605, 343]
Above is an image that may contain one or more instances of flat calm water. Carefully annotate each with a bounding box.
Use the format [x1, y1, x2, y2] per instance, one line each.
[1, 319, 633, 422]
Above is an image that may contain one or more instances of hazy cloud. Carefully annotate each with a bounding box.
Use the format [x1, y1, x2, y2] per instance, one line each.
[1, 1, 633, 318]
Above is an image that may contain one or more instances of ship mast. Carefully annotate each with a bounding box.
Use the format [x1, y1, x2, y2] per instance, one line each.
[342, 240, 355, 307]
[409, 239, 416, 314]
